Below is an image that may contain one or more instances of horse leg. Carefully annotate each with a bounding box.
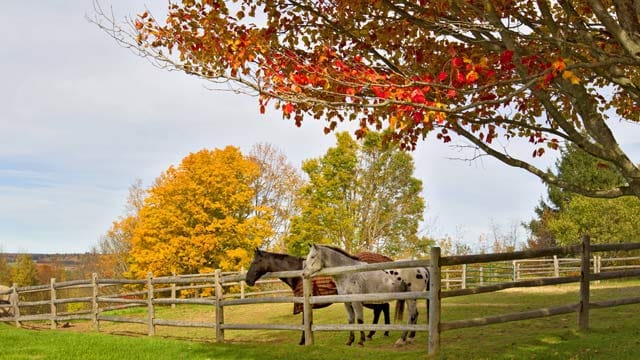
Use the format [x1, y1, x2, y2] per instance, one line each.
[367, 305, 381, 339]
[344, 302, 355, 346]
[407, 299, 419, 343]
[382, 302, 390, 336]
[395, 299, 418, 347]
[353, 302, 366, 347]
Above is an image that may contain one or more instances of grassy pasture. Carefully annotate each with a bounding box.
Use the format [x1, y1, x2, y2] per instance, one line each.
[2, 280, 640, 359]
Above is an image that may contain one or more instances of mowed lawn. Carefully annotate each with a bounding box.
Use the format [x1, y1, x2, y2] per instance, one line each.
[2, 280, 640, 359]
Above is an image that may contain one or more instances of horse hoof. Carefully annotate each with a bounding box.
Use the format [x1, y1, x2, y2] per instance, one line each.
[366, 335, 373, 340]
[383, 333, 390, 337]
[406, 337, 415, 344]
[357, 342, 365, 347]
[394, 339, 406, 347]
[346, 341, 353, 346]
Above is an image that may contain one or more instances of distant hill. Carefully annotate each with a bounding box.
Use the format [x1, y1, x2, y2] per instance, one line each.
[3, 253, 90, 268]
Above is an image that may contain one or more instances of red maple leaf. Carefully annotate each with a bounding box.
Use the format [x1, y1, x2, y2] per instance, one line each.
[283, 103, 295, 115]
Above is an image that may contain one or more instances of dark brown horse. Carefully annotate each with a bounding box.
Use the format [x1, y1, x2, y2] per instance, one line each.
[245, 249, 394, 345]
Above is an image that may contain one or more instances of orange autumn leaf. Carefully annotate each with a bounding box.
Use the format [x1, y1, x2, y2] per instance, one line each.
[282, 103, 295, 115]
[562, 70, 580, 84]
[552, 59, 566, 72]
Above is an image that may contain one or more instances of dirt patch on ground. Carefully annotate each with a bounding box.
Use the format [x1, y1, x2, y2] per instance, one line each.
[19, 321, 92, 332]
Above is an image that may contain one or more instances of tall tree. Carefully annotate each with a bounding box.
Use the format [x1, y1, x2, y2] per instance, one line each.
[286, 132, 424, 256]
[36, 261, 67, 284]
[0, 251, 11, 285]
[12, 254, 38, 287]
[546, 195, 640, 246]
[98, 179, 146, 278]
[248, 143, 303, 251]
[129, 147, 272, 277]
[526, 143, 640, 246]
[96, 0, 640, 199]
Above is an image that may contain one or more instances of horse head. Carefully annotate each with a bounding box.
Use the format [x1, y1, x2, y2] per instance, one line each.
[302, 244, 323, 277]
[244, 248, 266, 286]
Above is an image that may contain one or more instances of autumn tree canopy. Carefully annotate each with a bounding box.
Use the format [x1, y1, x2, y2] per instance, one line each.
[12, 254, 38, 287]
[96, 0, 640, 199]
[129, 147, 272, 278]
[286, 132, 425, 256]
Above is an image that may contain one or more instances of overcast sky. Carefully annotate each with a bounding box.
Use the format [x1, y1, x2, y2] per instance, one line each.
[1, 1, 639, 254]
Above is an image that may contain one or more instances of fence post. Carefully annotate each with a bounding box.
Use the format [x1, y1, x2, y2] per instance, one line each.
[215, 269, 224, 342]
[147, 272, 155, 336]
[445, 270, 450, 290]
[479, 266, 484, 286]
[579, 235, 591, 331]
[428, 246, 441, 356]
[302, 276, 314, 345]
[171, 272, 177, 310]
[240, 266, 246, 300]
[553, 256, 560, 277]
[11, 283, 20, 328]
[91, 273, 99, 332]
[50, 278, 57, 330]
[512, 261, 517, 282]
[516, 262, 521, 281]
[461, 264, 467, 289]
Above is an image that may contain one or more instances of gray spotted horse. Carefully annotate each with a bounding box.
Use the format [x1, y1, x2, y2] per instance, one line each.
[302, 244, 428, 347]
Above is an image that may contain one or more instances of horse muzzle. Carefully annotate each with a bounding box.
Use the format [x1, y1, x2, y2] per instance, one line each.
[301, 268, 316, 278]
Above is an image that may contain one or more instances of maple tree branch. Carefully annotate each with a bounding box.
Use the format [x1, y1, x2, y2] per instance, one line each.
[463, 115, 570, 141]
[482, 2, 604, 156]
[450, 122, 635, 198]
[587, 0, 640, 59]
[286, 0, 405, 76]
[382, 0, 495, 46]
[613, 0, 640, 35]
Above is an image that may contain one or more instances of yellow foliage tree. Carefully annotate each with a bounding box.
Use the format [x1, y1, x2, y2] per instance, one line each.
[12, 254, 38, 286]
[129, 147, 272, 278]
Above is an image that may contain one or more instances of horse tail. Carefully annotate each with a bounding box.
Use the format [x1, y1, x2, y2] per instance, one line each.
[395, 299, 405, 322]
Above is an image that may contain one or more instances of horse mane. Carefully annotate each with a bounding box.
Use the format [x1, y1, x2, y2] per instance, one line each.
[258, 249, 303, 261]
[318, 245, 360, 261]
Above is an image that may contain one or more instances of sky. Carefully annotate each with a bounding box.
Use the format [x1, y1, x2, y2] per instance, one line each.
[1, 2, 639, 254]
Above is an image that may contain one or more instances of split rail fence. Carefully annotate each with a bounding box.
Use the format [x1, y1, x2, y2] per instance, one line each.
[1, 236, 640, 356]
[440, 253, 635, 290]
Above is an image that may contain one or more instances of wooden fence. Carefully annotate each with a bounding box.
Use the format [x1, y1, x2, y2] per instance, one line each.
[441, 253, 640, 289]
[429, 236, 640, 355]
[2, 236, 640, 356]
[0, 268, 289, 331]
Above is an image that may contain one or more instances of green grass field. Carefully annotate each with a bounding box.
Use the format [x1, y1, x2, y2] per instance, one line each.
[2, 280, 640, 359]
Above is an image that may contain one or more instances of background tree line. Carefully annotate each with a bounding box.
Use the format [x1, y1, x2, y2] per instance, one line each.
[93, 132, 428, 279]
[0, 251, 100, 287]
[0, 253, 39, 287]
